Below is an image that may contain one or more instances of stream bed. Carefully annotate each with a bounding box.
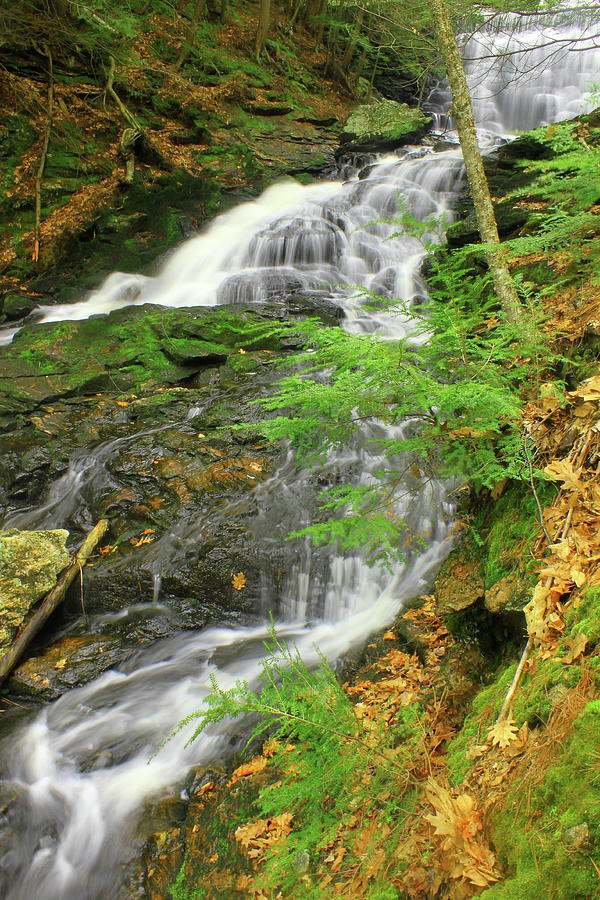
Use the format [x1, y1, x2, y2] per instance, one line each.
[1, 9, 599, 898]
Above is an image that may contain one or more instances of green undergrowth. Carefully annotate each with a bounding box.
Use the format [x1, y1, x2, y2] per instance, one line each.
[482, 699, 600, 899]
[172, 631, 420, 897]
[472, 481, 557, 590]
[503, 112, 600, 294]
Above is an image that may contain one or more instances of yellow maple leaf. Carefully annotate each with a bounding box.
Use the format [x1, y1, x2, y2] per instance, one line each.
[487, 719, 518, 749]
[54, 658, 67, 670]
[130, 535, 155, 547]
[231, 571, 247, 590]
[543, 459, 585, 492]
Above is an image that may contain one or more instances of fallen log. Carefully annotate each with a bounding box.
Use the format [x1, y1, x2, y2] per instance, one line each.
[0, 519, 109, 687]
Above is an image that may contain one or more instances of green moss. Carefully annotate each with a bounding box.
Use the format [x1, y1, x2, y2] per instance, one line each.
[0, 305, 285, 417]
[482, 701, 600, 900]
[474, 482, 556, 589]
[342, 100, 430, 149]
[0, 115, 37, 205]
[565, 586, 600, 646]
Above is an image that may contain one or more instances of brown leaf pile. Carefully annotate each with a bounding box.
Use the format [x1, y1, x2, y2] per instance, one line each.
[523, 373, 600, 646]
[235, 813, 293, 861]
[424, 780, 500, 892]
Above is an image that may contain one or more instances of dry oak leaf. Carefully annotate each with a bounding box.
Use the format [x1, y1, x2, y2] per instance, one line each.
[231, 571, 247, 590]
[228, 754, 268, 785]
[574, 374, 600, 402]
[487, 719, 519, 749]
[560, 631, 588, 664]
[234, 813, 293, 858]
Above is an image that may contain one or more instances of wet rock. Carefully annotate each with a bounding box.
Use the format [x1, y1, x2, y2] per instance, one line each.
[434, 536, 485, 615]
[1, 293, 37, 321]
[0, 304, 287, 427]
[8, 634, 123, 699]
[0, 528, 70, 652]
[484, 576, 531, 613]
[0, 782, 32, 896]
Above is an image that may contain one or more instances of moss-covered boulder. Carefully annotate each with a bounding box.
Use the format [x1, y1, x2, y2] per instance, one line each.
[339, 100, 431, 153]
[434, 534, 485, 615]
[0, 528, 69, 652]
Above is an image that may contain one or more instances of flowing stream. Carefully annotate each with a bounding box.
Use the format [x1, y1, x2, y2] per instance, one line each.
[1, 9, 599, 898]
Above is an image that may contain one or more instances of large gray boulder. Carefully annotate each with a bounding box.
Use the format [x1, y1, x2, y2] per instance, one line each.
[0, 529, 70, 652]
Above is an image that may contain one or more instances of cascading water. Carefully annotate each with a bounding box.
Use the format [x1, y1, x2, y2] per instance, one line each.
[1, 9, 599, 898]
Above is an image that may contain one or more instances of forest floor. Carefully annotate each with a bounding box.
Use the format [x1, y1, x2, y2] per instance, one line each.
[0, 3, 354, 317]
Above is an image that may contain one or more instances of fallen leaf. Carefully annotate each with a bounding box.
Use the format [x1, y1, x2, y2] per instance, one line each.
[487, 719, 519, 749]
[383, 630, 396, 641]
[231, 572, 247, 590]
[560, 631, 588, 664]
[543, 459, 586, 492]
[197, 781, 215, 796]
[229, 755, 268, 785]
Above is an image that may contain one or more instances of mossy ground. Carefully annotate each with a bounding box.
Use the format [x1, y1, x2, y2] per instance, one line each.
[0, 1, 355, 313]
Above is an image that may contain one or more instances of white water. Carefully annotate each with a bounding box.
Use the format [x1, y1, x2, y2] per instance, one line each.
[1, 8, 599, 898]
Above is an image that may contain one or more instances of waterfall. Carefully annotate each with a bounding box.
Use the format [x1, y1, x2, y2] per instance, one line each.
[1, 8, 598, 898]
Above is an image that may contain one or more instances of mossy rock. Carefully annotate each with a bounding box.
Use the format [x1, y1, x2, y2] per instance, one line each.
[0, 528, 70, 652]
[339, 100, 431, 153]
[0, 304, 287, 417]
[434, 533, 485, 615]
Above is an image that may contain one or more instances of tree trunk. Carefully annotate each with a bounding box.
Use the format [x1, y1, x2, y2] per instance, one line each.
[175, 0, 207, 70]
[32, 46, 54, 265]
[255, 0, 271, 58]
[430, 0, 524, 325]
[341, 6, 364, 68]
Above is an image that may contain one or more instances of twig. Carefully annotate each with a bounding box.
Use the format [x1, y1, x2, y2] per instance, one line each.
[523, 436, 552, 544]
[496, 636, 532, 724]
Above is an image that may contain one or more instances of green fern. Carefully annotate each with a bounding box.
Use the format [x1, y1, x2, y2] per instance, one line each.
[177, 628, 416, 896]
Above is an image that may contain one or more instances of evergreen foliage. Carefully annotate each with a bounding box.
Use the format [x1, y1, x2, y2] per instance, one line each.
[177, 629, 414, 894]
[505, 119, 600, 288]
[246, 225, 554, 561]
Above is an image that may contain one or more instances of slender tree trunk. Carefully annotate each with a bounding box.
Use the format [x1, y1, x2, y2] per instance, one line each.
[175, 0, 207, 70]
[255, 0, 271, 58]
[430, 0, 524, 324]
[307, 0, 326, 44]
[32, 46, 53, 264]
[341, 6, 364, 68]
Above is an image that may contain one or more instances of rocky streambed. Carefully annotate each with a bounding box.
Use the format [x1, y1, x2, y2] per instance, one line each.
[0, 296, 351, 700]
